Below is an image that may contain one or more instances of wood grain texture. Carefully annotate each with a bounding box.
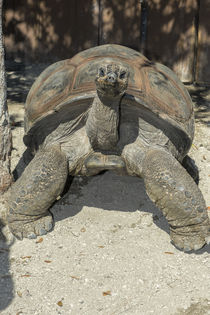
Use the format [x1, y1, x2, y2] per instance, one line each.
[0, 0, 12, 193]
[195, 0, 210, 84]
[146, 0, 197, 83]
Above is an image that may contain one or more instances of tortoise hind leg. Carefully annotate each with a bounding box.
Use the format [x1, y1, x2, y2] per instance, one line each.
[7, 145, 68, 239]
[142, 149, 210, 251]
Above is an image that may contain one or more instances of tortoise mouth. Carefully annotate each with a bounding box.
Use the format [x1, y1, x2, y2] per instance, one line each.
[95, 75, 128, 97]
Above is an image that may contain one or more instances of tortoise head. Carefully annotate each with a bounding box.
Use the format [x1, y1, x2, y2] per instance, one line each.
[95, 62, 129, 98]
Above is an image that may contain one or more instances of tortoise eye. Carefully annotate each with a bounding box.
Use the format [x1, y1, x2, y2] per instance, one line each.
[120, 71, 126, 79]
[99, 68, 105, 76]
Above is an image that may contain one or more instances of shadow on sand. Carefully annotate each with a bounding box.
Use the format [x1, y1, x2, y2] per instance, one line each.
[53, 171, 210, 256]
[0, 222, 14, 311]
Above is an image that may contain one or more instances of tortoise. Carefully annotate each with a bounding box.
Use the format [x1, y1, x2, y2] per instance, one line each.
[7, 44, 210, 251]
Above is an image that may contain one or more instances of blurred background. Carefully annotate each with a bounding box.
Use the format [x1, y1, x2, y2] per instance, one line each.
[3, 0, 210, 85]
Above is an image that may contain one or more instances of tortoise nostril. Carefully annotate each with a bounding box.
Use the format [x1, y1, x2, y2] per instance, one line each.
[107, 73, 117, 83]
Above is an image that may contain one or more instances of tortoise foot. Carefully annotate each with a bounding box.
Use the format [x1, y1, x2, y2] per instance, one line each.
[8, 212, 53, 240]
[170, 222, 210, 252]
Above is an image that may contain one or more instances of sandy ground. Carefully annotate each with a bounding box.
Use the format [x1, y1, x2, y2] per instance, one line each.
[0, 64, 210, 315]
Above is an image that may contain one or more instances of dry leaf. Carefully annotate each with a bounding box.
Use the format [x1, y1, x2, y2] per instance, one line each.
[103, 290, 111, 296]
[44, 260, 52, 263]
[21, 256, 32, 259]
[36, 237, 43, 243]
[207, 206, 210, 211]
[80, 227, 86, 232]
[17, 291, 22, 297]
[70, 275, 80, 280]
[57, 300, 63, 307]
[164, 251, 174, 255]
[20, 274, 31, 277]
[192, 143, 198, 150]
[98, 245, 105, 248]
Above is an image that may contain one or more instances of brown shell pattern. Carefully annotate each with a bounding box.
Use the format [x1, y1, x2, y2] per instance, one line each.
[25, 44, 193, 134]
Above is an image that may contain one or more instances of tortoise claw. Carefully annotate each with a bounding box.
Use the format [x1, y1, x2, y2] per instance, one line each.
[205, 235, 210, 245]
[12, 231, 23, 241]
[8, 212, 54, 240]
[27, 233, 37, 239]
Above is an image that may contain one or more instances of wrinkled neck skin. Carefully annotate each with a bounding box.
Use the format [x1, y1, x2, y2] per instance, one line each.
[86, 91, 123, 152]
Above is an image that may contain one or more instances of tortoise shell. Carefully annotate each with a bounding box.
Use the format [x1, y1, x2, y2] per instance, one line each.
[24, 44, 194, 149]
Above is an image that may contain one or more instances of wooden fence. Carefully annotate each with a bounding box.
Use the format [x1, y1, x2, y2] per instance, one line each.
[3, 0, 210, 84]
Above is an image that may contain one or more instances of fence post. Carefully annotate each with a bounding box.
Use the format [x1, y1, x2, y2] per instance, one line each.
[139, 0, 148, 55]
[0, 0, 13, 194]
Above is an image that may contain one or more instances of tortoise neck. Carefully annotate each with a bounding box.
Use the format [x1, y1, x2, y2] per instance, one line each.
[86, 92, 122, 152]
[97, 91, 123, 108]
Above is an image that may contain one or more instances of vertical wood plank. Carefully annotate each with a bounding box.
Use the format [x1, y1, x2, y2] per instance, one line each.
[4, 0, 100, 62]
[195, 0, 210, 85]
[36, 0, 100, 60]
[100, 0, 141, 51]
[146, 0, 197, 82]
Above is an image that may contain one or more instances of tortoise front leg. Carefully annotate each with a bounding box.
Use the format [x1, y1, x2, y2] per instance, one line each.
[7, 145, 68, 239]
[141, 149, 210, 251]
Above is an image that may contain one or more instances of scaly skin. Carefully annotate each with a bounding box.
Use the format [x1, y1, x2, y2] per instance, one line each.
[7, 145, 68, 239]
[86, 94, 120, 151]
[86, 63, 128, 152]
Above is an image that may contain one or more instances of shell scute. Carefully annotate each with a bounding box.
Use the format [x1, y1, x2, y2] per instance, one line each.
[25, 63, 75, 130]
[146, 68, 192, 120]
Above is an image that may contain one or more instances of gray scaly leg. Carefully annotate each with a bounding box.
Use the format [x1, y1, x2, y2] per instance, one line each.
[142, 149, 210, 251]
[7, 145, 68, 239]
